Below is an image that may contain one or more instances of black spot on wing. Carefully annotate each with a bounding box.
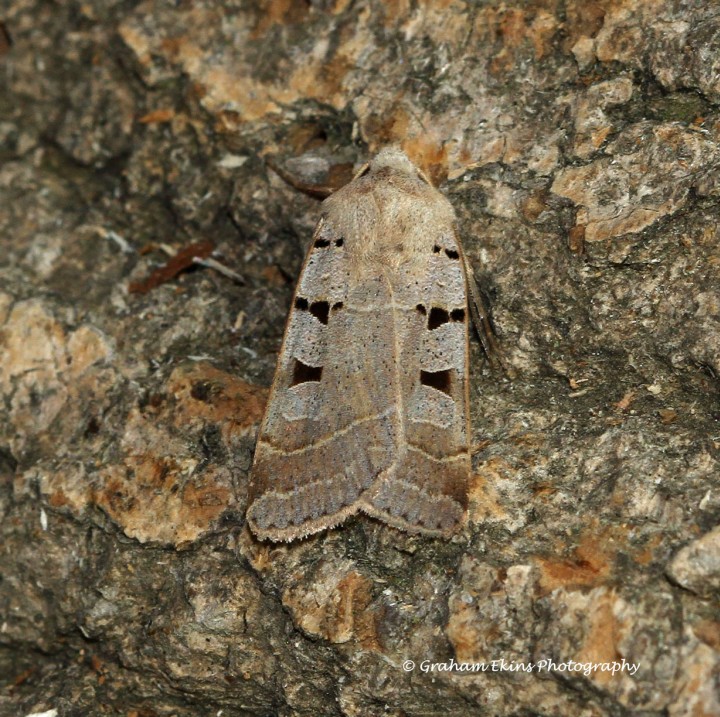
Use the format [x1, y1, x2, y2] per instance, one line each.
[294, 297, 332, 325]
[432, 242, 460, 260]
[292, 360, 323, 386]
[309, 301, 330, 325]
[428, 307, 450, 330]
[420, 369, 452, 395]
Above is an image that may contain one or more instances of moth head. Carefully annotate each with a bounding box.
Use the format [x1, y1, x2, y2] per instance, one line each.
[361, 146, 431, 185]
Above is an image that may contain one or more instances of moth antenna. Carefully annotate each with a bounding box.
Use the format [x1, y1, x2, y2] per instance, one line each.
[464, 257, 515, 379]
[265, 155, 335, 200]
[413, 164, 434, 186]
[352, 162, 371, 180]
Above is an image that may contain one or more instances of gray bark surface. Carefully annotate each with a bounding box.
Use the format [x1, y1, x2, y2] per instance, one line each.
[1, 1, 718, 715]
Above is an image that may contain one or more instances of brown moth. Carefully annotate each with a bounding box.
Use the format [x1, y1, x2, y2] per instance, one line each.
[247, 147, 470, 541]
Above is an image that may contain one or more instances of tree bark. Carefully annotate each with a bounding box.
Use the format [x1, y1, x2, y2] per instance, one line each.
[1, 1, 719, 715]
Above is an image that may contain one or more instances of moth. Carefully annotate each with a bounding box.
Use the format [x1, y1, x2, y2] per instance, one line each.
[247, 147, 481, 542]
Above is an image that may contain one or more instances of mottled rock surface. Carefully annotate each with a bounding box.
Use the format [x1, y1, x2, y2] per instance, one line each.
[1, 1, 718, 716]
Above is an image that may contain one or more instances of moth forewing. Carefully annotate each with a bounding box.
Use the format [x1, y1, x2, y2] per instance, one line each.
[247, 147, 470, 542]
